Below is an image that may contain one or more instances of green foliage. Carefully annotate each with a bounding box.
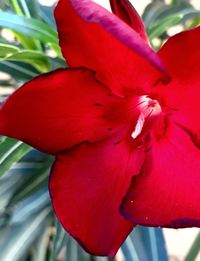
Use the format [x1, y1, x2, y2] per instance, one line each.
[0, 12, 58, 44]
[143, 0, 200, 48]
[2, 49, 50, 72]
[148, 14, 182, 40]
[0, 137, 31, 178]
[185, 232, 200, 261]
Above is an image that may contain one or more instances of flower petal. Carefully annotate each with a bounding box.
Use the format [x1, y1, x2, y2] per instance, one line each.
[49, 131, 145, 256]
[154, 26, 200, 147]
[121, 121, 200, 228]
[55, 0, 168, 96]
[0, 68, 133, 154]
[158, 26, 200, 79]
[109, 0, 148, 41]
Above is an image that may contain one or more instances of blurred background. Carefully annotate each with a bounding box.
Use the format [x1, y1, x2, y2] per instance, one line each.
[0, 0, 200, 260]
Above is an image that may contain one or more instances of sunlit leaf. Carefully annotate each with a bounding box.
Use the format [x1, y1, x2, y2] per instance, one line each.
[0, 11, 58, 44]
[0, 139, 31, 178]
[0, 43, 19, 57]
[148, 15, 182, 40]
[1, 49, 51, 72]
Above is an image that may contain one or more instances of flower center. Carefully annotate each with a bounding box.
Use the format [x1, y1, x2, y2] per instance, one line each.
[131, 95, 161, 139]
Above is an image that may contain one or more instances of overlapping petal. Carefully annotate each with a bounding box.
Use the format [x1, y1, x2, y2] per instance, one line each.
[121, 26, 200, 225]
[49, 131, 145, 256]
[0, 0, 199, 256]
[121, 121, 200, 227]
[153, 26, 200, 147]
[109, 0, 148, 41]
[55, 0, 168, 96]
[0, 68, 136, 154]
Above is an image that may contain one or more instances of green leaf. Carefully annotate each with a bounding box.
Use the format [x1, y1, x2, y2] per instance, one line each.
[142, 1, 167, 27]
[121, 227, 168, 261]
[185, 232, 200, 261]
[0, 44, 49, 72]
[13, 31, 42, 50]
[189, 15, 200, 28]
[0, 139, 31, 178]
[10, 188, 50, 224]
[143, 1, 198, 30]
[1, 49, 51, 72]
[155, 3, 196, 21]
[121, 236, 140, 261]
[7, 157, 52, 206]
[66, 238, 90, 261]
[9, 0, 42, 51]
[25, 0, 41, 19]
[49, 217, 68, 261]
[39, 5, 56, 28]
[49, 56, 66, 71]
[0, 11, 58, 44]
[0, 172, 25, 212]
[0, 137, 19, 159]
[0, 207, 51, 261]
[31, 225, 50, 261]
[10, 0, 24, 16]
[0, 0, 8, 10]
[0, 60, 38, 80]
[0, 43, 19, 57]
[17, 0, 31, 18]
[148, 15, 182, 40]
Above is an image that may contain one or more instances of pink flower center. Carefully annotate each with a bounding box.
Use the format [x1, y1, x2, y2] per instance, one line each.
[131, 95, 161, 139]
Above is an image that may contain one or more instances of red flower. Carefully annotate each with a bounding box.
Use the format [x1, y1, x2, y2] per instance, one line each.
[0, 0, 200, 257]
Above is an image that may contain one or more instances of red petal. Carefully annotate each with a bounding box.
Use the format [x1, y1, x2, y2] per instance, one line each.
[158, 26, 200, 79]
[121, 121, 200, 228]
[49, 132, 145, 256]
[0, 68, 133, 154]
[109, 0, 148, 42]
[55, 0, 168, 96]
[153, 26, 200, 148]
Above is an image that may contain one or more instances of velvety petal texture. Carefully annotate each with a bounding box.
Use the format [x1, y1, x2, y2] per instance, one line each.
[109, 0, 148, 41]
[0, 68, 135, 154]
[49, 131, 145, 256]
[121, 121, 200, 227]
[1, 0, 200, 257]
[121, 26, 200, 227]
[55, 0, 168, 96]
[153, 26, 200, 148]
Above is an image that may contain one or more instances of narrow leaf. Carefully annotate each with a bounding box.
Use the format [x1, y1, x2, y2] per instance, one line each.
[0, 207, 51, 261]
[7, 157, 52, 206]
[185, 232, 200, 261]
[148, 15, 182, 40]
[0, 43, 19, 57]
[0, 60, 38, 80]
[0, 140, 31, 177]
[49, 217, 68, 261]
[0, 11, 58, 44]
[1, 50, 51, 72]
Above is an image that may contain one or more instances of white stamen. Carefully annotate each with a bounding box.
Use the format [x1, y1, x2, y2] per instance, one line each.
[131, 95, 161, 139]
[131, 113, 145, 139]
